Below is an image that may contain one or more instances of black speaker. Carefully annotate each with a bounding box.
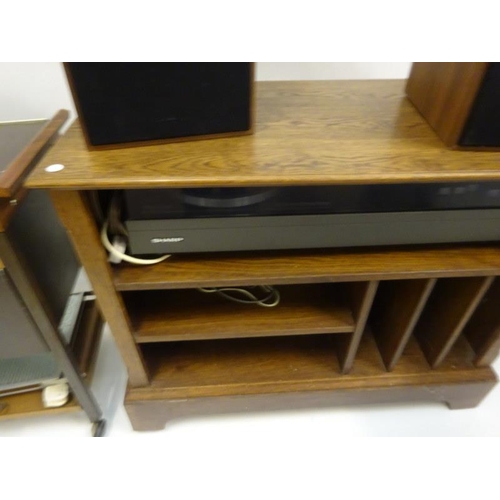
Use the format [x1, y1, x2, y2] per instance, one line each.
[64, 63, 254, 150]
[460, 63, 500, 147]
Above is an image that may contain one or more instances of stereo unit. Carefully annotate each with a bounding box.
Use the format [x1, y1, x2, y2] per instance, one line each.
[406, 62, 500, 149]
[64, 62, 254, 150]
[121, 183, 500, 255]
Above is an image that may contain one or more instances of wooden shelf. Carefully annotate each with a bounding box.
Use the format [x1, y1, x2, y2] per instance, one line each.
[0, 391, 79, 422]
[114, 245, 500, 291]
[26, 80, 500, 191]
[130, 331, 494, 401]
[124, 284, 354, 343]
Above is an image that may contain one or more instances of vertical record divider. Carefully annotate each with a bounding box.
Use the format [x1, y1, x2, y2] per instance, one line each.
[414, 276, 494, 369]
[369, 279, 437, 371]
[463, 278, 500, 366]
[337, 281, 379, 374]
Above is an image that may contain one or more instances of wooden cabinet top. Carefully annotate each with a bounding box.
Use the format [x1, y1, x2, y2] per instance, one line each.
[26, 80, 500, 191]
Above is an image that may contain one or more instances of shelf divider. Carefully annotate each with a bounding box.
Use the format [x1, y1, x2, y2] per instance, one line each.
[371, 279, 437, 371]
[415, 276, 494, 368]
[463, 278, 500, 366]
[337, 281, 379, 373]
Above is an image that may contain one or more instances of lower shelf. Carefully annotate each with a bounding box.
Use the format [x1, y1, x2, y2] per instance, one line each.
[125, 331, 497, 430]
[124, 284, 354, 343]
[0, 391, 79, 422]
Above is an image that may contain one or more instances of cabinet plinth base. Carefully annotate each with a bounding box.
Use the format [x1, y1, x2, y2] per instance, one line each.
[124, 372, 497, 432]
[125, 372, 496, 431]
[124, 332, 498, 431]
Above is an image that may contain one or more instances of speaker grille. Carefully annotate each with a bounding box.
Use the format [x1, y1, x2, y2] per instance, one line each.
[66, 63, 252, 146]
[460, 63, 500, 147]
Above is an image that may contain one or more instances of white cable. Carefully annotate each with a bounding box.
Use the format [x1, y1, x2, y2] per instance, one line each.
[198, 285, 280, 308]
[101, 221, 170, 265]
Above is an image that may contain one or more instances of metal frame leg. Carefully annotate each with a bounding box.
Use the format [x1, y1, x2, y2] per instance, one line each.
[0, 233, 104, 434]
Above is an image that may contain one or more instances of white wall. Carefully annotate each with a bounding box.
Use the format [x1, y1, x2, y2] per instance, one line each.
[0, 63, 76, 122]
[257, 62, 411, 81]
[0, 62, 412, 122]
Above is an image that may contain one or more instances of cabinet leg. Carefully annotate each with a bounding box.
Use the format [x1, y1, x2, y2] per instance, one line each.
[125, 377, 499, 431]
[126, 402, 168, 432]
[92, 419, 107, 437]
[443, 381, 496, 410]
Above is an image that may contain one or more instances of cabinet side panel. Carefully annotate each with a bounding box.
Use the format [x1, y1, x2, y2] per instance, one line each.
[406, 62, 488, 146]
[50, 190, 149, 386]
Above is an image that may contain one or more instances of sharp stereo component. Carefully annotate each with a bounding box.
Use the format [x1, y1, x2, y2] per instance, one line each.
[406, 62, 500, 148]
[64, 62, 254, 150]
[122, 183, 500, 255]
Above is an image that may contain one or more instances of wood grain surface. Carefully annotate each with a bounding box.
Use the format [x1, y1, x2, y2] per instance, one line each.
[124, 284, 355, 343]
[113, 245, 500, 291]
[125, 377, 497, 430]
[131, 330, 494, 401]
[26, 80, 500, 190]
[406, 63, 488, 146]
[0, 391, 79, 421]
[371, 279, 437, 371]
[337, 281, 379, 373]
[126, 329, 497, 430]
[50, 190, 150, 387]
[415, 276, 494, 368]
[464, 279, 500, 366]
[21, 78, 500, 426]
